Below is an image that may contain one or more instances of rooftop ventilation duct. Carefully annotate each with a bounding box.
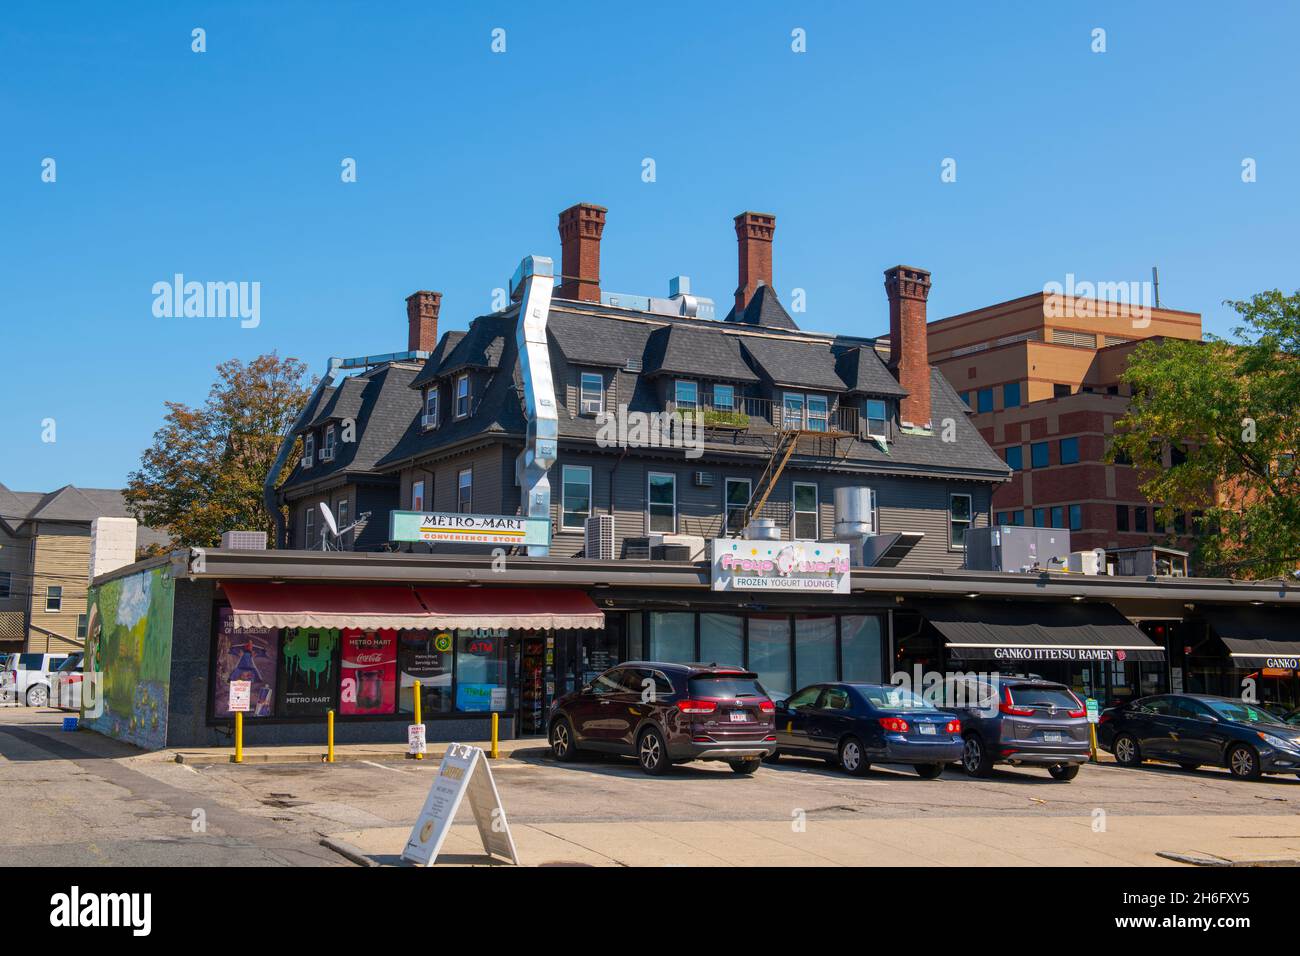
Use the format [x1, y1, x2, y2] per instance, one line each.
[511, 255, 557, 557]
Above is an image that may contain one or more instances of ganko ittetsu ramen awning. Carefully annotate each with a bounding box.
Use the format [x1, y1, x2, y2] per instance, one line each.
[1203, 606, 1300, 665]
[220, 582, 604, 631]
[919, 601, 1165, 663]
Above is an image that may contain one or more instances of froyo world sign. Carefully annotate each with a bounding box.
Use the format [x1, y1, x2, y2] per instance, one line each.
[389, 511, 550, 546]
[711, 540, 850, 594]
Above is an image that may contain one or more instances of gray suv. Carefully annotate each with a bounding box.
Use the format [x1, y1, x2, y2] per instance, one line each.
[942, 675, 1090, 781]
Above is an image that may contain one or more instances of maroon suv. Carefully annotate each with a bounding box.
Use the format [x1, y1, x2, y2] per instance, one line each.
[549, 662, 777, 775]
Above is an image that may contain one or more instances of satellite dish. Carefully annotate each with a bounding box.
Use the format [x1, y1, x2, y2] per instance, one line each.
[318, 502, 339, 536]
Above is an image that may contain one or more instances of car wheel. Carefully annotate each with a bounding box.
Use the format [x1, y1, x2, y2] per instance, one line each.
[962, 734, 995, 777]
[762, 751, 781, 764]
[549, 718, 580, 763]
[1227, 743, 1262, 781]
[914, 763, 944, 780]
[1178, 763, 1200, 772]
[637, 727, 670, 776]
[26, 685, 48, 707]
[729, 758, 761, 775]
[1113, 733, 1142, 767]
[838, 736, 870, 776]
[1048, 763, 1080, 781]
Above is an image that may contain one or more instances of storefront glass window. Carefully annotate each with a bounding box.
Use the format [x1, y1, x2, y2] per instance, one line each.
[212, 607, 278, 718]
[398, 630, 453, 715]
[455, 629, 509, 712]
[627, 613, 644, 660]
[841, 614, 883, 682]
[649, 612, 694, 663]
[749, 614, 791, 701]
[795, 615, 836, 687]
[277, 627, 339, 717]
[340, 629, 399, 716]
[700, 613, 743, 668]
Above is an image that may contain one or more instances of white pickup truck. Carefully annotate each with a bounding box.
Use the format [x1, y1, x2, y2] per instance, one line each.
[0, 652, 70, 707]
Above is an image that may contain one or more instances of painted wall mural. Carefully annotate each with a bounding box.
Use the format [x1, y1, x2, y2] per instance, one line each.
[85, 565, 175, 750]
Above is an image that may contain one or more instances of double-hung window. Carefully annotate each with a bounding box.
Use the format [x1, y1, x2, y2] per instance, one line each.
[323, 424, 336, 461]
[805, 396, 829, 431]
[457, 468, 473, 513]
[713, 384, 735, 411]
[792, 483, 819, 539]
[423, 388, 439, 429]
[303, 433, 315, 467]
[782, 392, 805, 429]
[865, 399, 888, 439]
[579, 373, 604, 415]
[304, 507, 316, 546]
[45, 586, 62, 612]
[724, 478, 751, 534]
[455, 375, 470, 418]
[949, 494, 972, 549]
[561, 465, 593, 530]
[411, 480, 425, 512]
[648, 473, 676, 533]
[674, 380, 698, 411]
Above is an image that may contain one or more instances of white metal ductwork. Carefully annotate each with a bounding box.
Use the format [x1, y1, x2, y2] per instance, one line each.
[511, 255, 557, 557]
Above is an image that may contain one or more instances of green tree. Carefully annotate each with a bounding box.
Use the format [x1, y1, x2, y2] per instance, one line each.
[125, 353, 316, 548]
[1110, 290, 1300, 578]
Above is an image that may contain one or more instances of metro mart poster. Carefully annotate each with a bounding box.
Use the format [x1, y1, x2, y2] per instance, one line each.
[341, 628, 398, 715]
[278, 627, 339, 717]
[213, 607, 278, 718]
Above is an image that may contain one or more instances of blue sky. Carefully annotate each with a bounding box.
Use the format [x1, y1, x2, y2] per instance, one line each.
[2, 1, 1297, 491]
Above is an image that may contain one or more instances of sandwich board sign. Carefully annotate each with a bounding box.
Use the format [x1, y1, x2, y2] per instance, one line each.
[401, 743, 518, 866]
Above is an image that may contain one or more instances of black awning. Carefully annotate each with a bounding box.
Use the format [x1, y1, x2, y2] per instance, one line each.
[920, 601, 1165, 663]
[1204, 607, 1300, 665]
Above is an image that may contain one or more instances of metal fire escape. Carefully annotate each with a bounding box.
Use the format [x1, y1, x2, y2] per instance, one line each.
[738, 413, 855, 531]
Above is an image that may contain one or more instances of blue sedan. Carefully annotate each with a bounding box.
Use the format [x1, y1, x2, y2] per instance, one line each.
[768, 682, 963, 778]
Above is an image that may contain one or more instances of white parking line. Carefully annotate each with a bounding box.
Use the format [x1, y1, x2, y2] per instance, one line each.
[359, 760, 412, 774]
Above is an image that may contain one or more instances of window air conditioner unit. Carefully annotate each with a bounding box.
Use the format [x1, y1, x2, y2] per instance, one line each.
[580, 398, 603, 416]
[421, 414, 437, 429]
[321, 448, 335, 462]
[584, 514, 616, 561]
[693, 471, 714, 488]
[300, 455, 312, 469]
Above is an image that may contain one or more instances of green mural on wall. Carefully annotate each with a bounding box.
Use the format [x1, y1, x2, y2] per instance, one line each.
[85, 565, 175, 750]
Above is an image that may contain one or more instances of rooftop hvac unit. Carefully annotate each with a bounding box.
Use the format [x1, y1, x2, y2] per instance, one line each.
[963, 526, 1072, 573]
[220, 530, 267, 551]
[1066, 549, 1107, 576]
[584, 514, 615, 561]
[658, 535, 707, 560]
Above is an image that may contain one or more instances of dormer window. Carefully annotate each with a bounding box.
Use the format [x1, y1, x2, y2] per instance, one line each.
[865, 399, 888, 439]
[713, 384, 735, 411]
[323, 424, 336, 461]
[302, 433, 315, 468]
[580, 372, 604, 415]
[455, 374, 470, 418]
[783, 392, 827, 431]
[806, 396, 828, 431]
[675, 379, 698, 410]
[422, 387, 439, 430]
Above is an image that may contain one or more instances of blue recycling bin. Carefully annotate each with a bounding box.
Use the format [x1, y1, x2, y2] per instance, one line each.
[61, 717, 78, 732]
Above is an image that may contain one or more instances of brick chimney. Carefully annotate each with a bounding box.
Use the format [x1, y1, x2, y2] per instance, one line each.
[406, 290, 441, 353]
[556, 202, 607, 302]
[884, 265, 932, 429]
[734, 211, 776, 315]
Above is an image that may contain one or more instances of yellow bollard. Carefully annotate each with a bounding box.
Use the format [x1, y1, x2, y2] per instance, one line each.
[1089, 722, 1099, 763]
[413, 679, 424, 760]
[233, 710, 243, 764]
[326, 709, 335, 763]
[490, 711, 500, 759]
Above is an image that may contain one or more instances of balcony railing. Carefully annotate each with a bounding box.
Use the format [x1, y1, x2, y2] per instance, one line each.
[667, 394, 860, 436]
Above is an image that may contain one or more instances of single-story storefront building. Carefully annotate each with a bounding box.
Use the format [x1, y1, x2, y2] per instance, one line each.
[81, 545, 1300, 750]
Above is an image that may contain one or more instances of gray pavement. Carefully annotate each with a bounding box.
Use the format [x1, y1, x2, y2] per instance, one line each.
[3, 706, 1300, 866]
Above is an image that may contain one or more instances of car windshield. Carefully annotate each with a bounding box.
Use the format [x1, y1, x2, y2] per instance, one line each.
[861, 686, 941, 711]
[689, 676, 766, 699]
[55, 654, 83, 673]
[1203, 699, 1289, 726]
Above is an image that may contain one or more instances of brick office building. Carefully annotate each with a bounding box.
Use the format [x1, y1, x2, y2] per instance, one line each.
[924, 292, 1204, 560]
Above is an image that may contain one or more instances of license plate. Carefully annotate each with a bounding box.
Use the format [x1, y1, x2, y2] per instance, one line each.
[729, 711, 751, 722]
[1044, 732, 1063, 742]
[918, 724, 936, 735]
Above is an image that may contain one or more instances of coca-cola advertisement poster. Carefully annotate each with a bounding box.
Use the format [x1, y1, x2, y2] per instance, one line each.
[278, 627, 339, 717]
[213, 607, 278, 718]
[340, 628, 397, 715]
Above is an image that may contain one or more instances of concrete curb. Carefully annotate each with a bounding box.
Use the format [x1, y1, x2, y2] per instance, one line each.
[1157, 851, 1300, 867]
[319, 836, 380, 867]
[173, 747, 535, 767]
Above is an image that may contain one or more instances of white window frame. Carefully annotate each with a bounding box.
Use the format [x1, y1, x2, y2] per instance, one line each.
[724, 477, 751, 535]
[674, 379, 698, 411]
[305, 507, 316, 546]
[45, 585, 62, 613]
[792, 482, 819, 540]
[411, 480, 426, 512]
[579, 372, 604, 416]
[455, 374, 470, 419]
[561, 465, 593, 530]
[77, 614, 88, 639]
[865, 398, 888, 439]
[423, 387, 439, 430]
[302, 432, 314, 468]
[806, 395, 829, 432]
[713, 383, 735, 411]
[782, 391, 805, 429]
[950, 493, 973, 551]
[647, 472, 677, 534]
[457, 467, 473, 514]
[323, 424, 336, 461]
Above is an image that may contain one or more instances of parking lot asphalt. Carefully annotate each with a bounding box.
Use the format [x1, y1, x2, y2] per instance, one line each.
[4, 707, 1300, 866]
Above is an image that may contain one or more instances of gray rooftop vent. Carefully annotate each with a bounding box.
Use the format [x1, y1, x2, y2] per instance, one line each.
[624, 357, 643, 372]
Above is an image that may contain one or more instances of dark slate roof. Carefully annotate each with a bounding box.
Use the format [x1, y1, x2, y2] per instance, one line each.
[739, 335, 850, 391]
[643, 325, 759, 383]
[834, 343, 909, 398]
[409, 330, 466, 389]
[722, 284, 799, 330]
[308, 376, 366, 427]
[547, 309, 654, 368]
[0, 483, 170, 546]
[282, 363, 423, 489]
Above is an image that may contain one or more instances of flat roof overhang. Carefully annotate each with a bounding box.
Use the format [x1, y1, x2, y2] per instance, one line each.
[131, 548, 1300, 612]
